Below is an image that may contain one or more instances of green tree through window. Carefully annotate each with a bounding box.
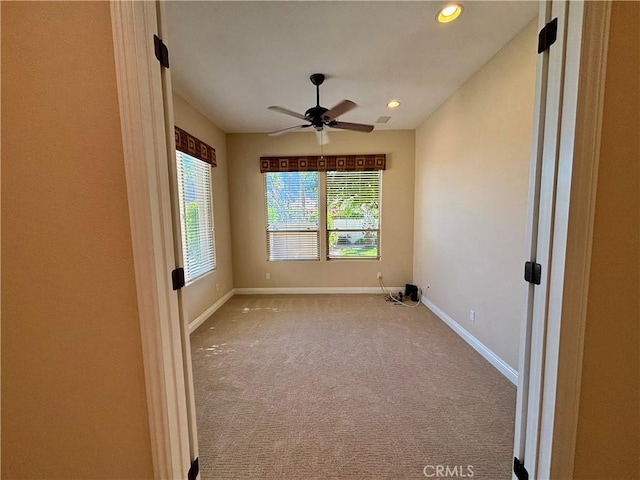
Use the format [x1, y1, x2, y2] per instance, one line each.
[326, 171, 381, 259]
[265, 172, 319, 261]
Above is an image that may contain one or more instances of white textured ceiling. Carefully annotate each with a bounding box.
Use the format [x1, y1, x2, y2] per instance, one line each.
[166, 1, 538, 134]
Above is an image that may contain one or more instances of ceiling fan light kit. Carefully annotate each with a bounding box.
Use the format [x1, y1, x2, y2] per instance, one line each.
[268, 73, 374, 144]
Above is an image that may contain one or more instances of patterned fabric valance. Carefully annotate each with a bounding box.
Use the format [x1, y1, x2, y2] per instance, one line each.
[260, 154, 386, 173]
[175, 126, 216, 166]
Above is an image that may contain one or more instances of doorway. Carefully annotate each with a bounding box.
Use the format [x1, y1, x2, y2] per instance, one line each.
[109, 2, 608, 476]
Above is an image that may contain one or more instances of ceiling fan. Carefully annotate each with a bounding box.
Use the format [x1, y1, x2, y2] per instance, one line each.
[268, 73, 374, 145]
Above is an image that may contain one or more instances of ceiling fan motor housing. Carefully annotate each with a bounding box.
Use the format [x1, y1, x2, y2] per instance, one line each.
[305, 106, 329, 129]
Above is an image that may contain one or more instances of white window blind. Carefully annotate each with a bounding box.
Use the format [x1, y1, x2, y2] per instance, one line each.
[327, 171, 381, 259]
[265, 172, 319, 261]
[176, 151, 216, 281]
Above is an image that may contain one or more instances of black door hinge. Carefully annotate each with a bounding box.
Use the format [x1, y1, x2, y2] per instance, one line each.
[514, 457, 529, 480]
[172, 267, 185, 291]
[187, 457, 199, 480]
[524, 261, 542, 285]
[538, 17, 558, 53]
[153, 34, 170, 68]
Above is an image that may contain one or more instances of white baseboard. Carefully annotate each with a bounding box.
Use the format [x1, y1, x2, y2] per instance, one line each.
[188, 289, 236, 334]
[421, 296, 518, 385]
[234, 286, 404, 295]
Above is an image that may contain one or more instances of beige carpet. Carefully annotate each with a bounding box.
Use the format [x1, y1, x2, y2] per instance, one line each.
[190, 294, 516, 479]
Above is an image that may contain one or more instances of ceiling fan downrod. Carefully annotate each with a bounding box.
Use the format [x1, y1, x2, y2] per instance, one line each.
[307, 73, 328, 130]
[310, 73, 325, 105]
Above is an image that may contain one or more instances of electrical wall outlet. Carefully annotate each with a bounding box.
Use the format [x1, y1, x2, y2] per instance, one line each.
[470, 310, 476, 322]
[265, 273, 271, 280]
[376, 272, 382, 279]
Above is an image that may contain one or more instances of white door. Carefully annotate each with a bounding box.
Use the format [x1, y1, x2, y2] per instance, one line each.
[513, 1, 608, 477]
[155, 2, 201, 478]
[513, 1, 568, 477]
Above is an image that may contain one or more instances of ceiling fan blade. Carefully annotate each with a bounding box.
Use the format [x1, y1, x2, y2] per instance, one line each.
[268, 105, 308, 121]
[330, 121, 374, 133]
[316, 129, 330, 145]
[268, 124, 310, 136]
[322, 100, 357, 121]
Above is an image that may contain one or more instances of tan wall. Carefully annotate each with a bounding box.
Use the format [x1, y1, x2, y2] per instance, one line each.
[413, 20, 537, 370]
[573, 2, 640, 477]
[173, 93, 234, 324]
[1, 2, 153, 478]
[227, 131, 415, 288]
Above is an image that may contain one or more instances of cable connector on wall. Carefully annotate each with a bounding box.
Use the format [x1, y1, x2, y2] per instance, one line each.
[376, 272, 382, 279]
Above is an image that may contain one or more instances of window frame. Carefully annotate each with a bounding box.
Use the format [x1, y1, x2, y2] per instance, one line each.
[176, 150, 216, 283]
[264, 171, 321, 262]
[263, 170, 382, 262]
[325, 170, 382, 261]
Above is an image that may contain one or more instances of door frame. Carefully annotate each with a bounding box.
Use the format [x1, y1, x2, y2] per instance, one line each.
[513, 1, 611, 478]
[109, 1, 611, 478]
[535, 1, 610, 477]
[110, 2, 192, 478]
[155, 0, 201, 469]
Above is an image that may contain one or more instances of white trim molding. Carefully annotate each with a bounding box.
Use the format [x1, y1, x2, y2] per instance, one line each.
[189, 289, 236, 334]
[235, 286, 405, 295]
[110, 2, 191, 478]
[421, 297, 518, 385]
[542, 2, 611, 477]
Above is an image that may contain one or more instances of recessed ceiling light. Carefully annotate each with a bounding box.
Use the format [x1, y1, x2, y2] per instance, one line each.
[437, 4, 463, 23]
[387, 100, 401, 109]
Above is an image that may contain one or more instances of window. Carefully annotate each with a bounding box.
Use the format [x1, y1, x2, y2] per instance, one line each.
[263, 170, 383, 261]
[265, 172, 319, 261]
[176, 151, 215, 281]
[327, 171, 381, 259]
